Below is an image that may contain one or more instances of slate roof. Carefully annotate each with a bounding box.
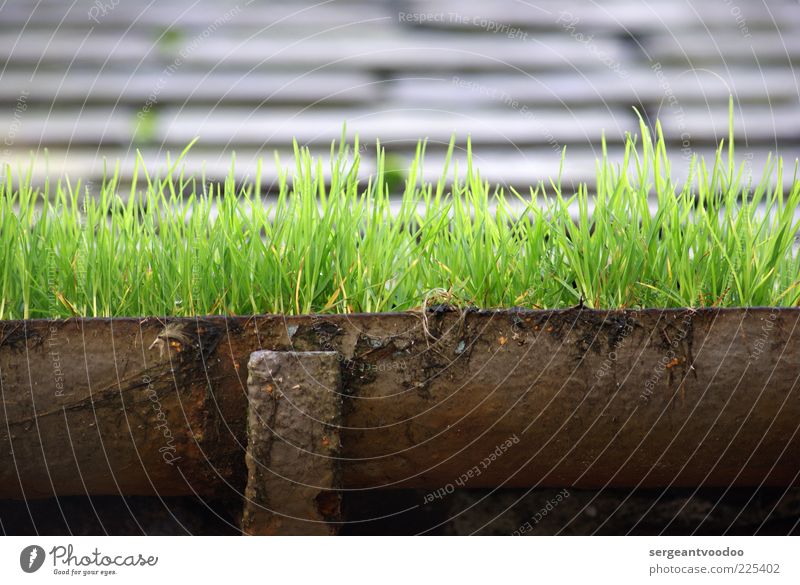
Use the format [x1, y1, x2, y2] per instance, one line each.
[1, 0, 798, 191]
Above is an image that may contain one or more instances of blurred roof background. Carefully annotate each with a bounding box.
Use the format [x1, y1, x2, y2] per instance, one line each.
[1, 0, 798, 192]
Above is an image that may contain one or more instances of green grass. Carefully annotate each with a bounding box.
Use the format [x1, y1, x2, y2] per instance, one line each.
[2, 115, 800, 319]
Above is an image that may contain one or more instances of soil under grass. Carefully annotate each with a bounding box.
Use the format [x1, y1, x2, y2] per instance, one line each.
[2, 115, 800, 319]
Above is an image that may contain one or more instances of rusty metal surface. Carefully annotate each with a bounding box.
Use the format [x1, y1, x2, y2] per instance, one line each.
[1, 307, 799, 499]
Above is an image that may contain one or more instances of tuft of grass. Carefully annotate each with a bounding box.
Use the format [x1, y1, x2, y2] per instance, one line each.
[1, 117, 800, 319]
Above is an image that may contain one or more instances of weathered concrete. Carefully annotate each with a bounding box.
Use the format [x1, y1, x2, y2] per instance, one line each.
[242, 350, 343, 535]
